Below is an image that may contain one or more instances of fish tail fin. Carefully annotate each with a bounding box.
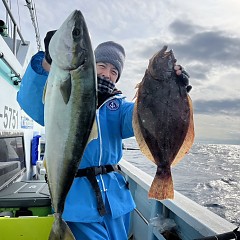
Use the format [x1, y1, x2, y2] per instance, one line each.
[49, 214, 75, 240]
[148, 171, 174, 200]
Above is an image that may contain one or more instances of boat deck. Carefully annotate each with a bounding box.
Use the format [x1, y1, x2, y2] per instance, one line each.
[120, 159, 237, 240]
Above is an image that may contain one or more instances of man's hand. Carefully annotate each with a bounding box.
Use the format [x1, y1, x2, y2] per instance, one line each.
[174, 65, 192, 93]
[42, 58, 51, 72]
[44, 30, 57, 65]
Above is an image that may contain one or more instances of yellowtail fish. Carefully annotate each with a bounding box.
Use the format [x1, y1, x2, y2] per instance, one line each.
[43, 10, 97, 240]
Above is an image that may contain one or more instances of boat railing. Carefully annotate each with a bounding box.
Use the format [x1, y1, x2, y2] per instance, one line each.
[119, 159, 237, 240]
[0, 0, 35, 83]
[1, 0, 28, 56]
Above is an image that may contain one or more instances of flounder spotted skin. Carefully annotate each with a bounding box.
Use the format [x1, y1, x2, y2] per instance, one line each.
[133, 45, 194, 200]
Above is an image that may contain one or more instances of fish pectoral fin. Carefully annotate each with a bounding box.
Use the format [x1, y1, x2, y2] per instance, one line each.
[87, 119, 98, 144]
[132, 82, 142, 99]
[60, 74, 72, 104]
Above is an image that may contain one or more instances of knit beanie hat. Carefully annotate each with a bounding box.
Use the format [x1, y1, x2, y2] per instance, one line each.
[94, 41, 125, 82]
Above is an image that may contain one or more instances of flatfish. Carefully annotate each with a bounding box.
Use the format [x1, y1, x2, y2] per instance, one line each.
[133, 45, 194, 200]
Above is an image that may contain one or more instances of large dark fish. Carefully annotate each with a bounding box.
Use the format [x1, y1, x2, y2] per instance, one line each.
[43, 10, 97, 240]
[133, 45, 194, 200]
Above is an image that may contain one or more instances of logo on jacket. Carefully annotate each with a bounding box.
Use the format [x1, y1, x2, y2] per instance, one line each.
[107, 100, 119, 111]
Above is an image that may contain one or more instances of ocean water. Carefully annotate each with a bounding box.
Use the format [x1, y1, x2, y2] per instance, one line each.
[122, 138, 240, 225]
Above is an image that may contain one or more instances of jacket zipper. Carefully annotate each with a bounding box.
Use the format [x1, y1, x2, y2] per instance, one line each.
[96, 95, 124, 192]
[96, 109, 106, 191]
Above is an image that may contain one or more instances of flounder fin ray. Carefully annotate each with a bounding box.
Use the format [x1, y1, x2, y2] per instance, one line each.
[87, 118, 98, 145]
[49, 214, 75, 240]
[132, 82, 142, 101]
[60, 74, 72, 104]
[148, 171, 174, 200]
[132, 101, 156, 164]
[172, 95, 195, 166]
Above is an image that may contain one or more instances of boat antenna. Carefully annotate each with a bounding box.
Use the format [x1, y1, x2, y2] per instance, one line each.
[25, 0, 42, 51]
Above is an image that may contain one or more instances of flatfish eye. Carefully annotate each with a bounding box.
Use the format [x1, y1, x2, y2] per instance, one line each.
[72, 28, 81, 37]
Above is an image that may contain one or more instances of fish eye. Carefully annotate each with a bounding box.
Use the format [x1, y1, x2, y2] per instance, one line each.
[73, 28, 81, 37]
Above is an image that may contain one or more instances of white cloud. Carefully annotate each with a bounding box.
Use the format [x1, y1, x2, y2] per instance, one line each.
[1, 0, 239, 144]
[194, 114, 240, 144]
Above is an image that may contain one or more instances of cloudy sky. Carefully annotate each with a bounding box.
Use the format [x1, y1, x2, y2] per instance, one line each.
[1, 0, 239, 145]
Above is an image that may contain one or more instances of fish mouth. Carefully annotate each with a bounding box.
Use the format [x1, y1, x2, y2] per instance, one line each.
[50, 9, 93, 71]
[163, 50, 173, 58]
[156, 46, 175, 60]
[70, 10, 91, 70]
[147, 46, 177, 79]
[160, 48, 175, 60]
[72, 10, 83, 21]
[157, 47, 176, 64]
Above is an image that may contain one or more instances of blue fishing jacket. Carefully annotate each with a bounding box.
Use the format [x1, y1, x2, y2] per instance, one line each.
[17, 51, 136, 222]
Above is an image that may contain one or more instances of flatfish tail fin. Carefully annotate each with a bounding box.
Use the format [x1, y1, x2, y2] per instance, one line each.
[148, 170, 174, 200]
[49, 214, 75, 240]
[172, 95, 195, 167]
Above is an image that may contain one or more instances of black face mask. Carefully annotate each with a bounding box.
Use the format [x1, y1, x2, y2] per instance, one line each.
[97, 76, 115, 94]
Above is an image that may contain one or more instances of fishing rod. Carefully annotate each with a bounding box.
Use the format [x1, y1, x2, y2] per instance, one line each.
[194, 227, 240, 240]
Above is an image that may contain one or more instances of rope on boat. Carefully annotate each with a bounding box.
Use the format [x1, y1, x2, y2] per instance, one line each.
[25, 0, 42, 51]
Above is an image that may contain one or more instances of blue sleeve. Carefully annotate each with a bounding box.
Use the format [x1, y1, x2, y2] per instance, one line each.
[120, 100, 134, 139]
[17, 51, 48, 126]
[31, 51, 49, 76]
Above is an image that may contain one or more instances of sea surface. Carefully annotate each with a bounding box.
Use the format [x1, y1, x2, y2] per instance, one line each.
[122, 138, 240, 225]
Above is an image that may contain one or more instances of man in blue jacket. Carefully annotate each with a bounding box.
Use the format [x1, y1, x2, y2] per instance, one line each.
[17, 31, 191, 240]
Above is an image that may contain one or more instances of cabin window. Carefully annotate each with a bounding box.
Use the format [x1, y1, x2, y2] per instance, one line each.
[0, 133, 26, 189]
